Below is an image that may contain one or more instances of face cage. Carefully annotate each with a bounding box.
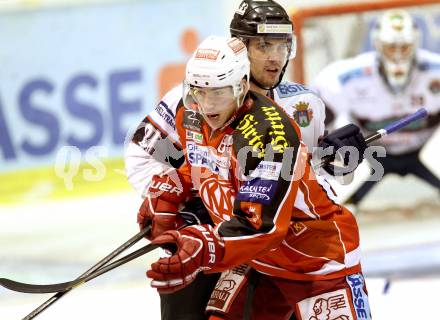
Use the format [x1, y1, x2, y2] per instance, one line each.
[376, 45, 415, 91]
[378, 41, 416, 65]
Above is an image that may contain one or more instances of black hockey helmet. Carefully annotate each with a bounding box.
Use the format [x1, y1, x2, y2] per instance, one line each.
[230, 0, 294, 40]
[230, 0, 296, 90]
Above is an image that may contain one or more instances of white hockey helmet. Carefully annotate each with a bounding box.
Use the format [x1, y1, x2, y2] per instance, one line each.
[372, 9, 419, 90]
[183, 36, 250, 113]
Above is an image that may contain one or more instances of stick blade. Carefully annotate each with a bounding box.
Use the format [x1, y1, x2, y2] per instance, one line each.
[0, 277, 76, 294]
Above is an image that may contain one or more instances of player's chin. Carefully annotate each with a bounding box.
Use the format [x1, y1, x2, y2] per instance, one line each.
[262, 72, 280, 86]
[205, 117, 225, 130]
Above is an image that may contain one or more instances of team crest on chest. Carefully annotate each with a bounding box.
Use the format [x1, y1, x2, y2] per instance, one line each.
[200, 178, 235, 221]
[429, 79, 440, 94]
[293, 101, 313, 127]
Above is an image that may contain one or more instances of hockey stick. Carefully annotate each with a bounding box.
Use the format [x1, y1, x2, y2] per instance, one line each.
[0, 242, 159, 294]
[314, 108, 428, 170]
[2, 226, 151, 320]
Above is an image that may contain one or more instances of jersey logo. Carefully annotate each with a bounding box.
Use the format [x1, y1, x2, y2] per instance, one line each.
[186, 130, 203, 143]
[237, 178, 278, 205]
[155, 101, 176, 129]
[291, 221, 307, 236]
[200, 178, 235, 221]
[297, 288, 358, 320]
[207, 266, 251, 313]
[240, 201, 263, 230]
[429, 79, 440, 94]
[346, 273, 372, 319]
[217, 135, 233, 154]
[251, 161, 282, 180]
[410, 95, 425, 107]
[138, 122, 162, 155]
[419, 61, 440, 71]
[187, 142, 229, 179]
[293, 101, 314, 127]
[338, 67, 373, 85]
[276, 82, 310, 98]
[183, 110, 202, 131]
[236, 113, 265, 158]
[261, 106, 289, 153]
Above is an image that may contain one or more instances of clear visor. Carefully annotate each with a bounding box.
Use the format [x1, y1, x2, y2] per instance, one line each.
[247, 36, 296, 62]
[183, 81, 237, 115]
[380, 42, 415, 64]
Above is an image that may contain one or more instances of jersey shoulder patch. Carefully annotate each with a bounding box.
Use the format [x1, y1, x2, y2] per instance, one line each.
[338, 66, 374, 85]
[428, 79, 440, 95]
[416, 49, 440, 72]
[153, 100, 177, 130]
[418, 61, 440, 72]
[275, 81, 312, 98]
[149, 84, 183, 132]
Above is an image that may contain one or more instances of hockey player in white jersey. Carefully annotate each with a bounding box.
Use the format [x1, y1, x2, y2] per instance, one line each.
[125, 1, 368, 319]
[313, 9, 440, 208]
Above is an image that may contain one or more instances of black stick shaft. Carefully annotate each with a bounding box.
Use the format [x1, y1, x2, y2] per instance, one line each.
[0, 243, 159, 294]
[313, 108, 428, 171]
[78, 243, 159, 285]
[22, 227, 150, 320]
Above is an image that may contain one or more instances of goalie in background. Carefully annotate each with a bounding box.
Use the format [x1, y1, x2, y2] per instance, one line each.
[312, 9, 440, 210]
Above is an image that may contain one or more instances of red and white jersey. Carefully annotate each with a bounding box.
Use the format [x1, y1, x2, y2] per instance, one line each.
[125, 85, 184, 196]
[312, 49, 440, 155]
[125, 81, 326, 196]
[174, 91, 361, 280]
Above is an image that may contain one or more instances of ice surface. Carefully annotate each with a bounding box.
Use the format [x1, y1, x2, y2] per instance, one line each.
[1, 189, 439, 319]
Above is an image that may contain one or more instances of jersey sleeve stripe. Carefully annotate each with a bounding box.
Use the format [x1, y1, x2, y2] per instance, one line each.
[293, 189, 319, 220]
[299, 180, 321, 219]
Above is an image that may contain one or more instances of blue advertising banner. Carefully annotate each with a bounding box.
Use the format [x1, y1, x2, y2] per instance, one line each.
[0, 0, 225, 172]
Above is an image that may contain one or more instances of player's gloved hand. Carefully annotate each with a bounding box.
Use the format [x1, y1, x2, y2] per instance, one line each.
[137, 170, 190, 240]
[146, 224, 224, 294]
[179, 197, 214, 226]
[318, 124, 368, 175]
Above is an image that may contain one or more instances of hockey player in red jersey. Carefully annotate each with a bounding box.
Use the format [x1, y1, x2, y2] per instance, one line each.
[127, 1, 369, 319]
[145, 35, 372, 320]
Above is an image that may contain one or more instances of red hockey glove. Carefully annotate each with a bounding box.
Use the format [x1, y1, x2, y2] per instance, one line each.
[146, 225, 224, 294]
[137, 171, 190, 240]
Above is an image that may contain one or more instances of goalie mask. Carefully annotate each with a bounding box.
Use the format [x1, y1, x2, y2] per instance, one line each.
[183, 36, 250, 130]
[230, 0, 296, 90]
[373, 9, 419, 91]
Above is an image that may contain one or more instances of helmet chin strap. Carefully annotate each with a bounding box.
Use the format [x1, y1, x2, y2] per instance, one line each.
[235, 84, 248, 111]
